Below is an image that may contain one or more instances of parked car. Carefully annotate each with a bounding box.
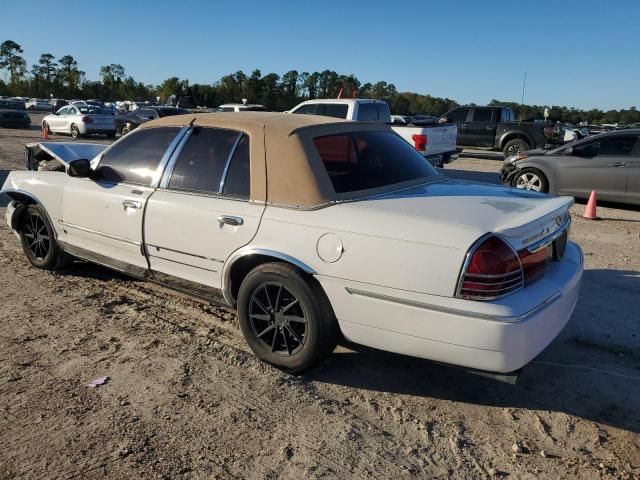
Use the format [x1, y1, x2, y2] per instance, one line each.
[50, 99, 69, 111]
[500, 129, 640, 205]
[2, 112, 582, 375]
[439, 106, 562, 158]
[115, 106, 191, 135]
[165, 95, 196, 109]
[217, 103, 268, 112]
[290, 99, 458, 166]
[0, 109, 31, 128]
[72, 100, 106, 109]
[0, 98, 26, 110]
[26, 98, 54, 111]
[42, 104, 116, 138]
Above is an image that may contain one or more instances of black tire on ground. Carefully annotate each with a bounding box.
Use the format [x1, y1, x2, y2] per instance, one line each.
[511, 167, 549, 193]
[18, 205, 73, 270]
[502, 139, 530, 158]
[70, 124, 81, 138]
[237, 262, 339, 373]
[121, 125, 131, 136]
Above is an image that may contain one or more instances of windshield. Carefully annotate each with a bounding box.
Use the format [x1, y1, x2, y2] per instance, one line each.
[313, 131, 439, 194]
[78, 106, 112, 114]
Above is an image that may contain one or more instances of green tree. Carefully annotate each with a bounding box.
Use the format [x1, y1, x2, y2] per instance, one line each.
[38, 53, 57, 96]
[0, 40, 27, 88]
[57, 55, 82, 95]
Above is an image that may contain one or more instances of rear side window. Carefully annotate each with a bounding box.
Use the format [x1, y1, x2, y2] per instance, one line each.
[318, 104, 348, 119]
[222, 134, 250, 198]
[447, 108, 469, 122]
[168, 127, 240, 194]
[98, 127, 181, 185]
[313, 131, 439, 194]
[472, 108, 493, 122]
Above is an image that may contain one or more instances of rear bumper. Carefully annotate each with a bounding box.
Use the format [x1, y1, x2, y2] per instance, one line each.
[83, 126, 116, 134]
[319, 241, 583, 373]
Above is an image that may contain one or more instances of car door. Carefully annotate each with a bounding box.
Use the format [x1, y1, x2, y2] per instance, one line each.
[49, 106, 68, 131]
[623, 136, 640, 205]
[144, 126, 265, 291]
[465, 108, 496, 147]
[59, 126, 185, 272]
[64, 106, 80, 132]
[554, 134, 637, 201]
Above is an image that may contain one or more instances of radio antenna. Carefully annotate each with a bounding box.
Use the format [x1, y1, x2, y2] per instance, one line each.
[520, 72, 527, 108]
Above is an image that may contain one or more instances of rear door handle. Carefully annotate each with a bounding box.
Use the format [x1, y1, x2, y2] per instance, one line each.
[122, 199, 142, 209]
[217, 215, 244, 226]
[610, 162, 629, 167]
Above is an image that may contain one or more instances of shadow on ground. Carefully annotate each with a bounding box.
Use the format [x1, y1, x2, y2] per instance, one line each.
[311, 268, 640, 434]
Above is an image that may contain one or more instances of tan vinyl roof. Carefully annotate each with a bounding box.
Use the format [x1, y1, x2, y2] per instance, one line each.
[139, 112, 392, 207]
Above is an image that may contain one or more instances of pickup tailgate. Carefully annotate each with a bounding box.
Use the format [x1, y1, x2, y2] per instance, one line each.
[391, 124, 458, 158]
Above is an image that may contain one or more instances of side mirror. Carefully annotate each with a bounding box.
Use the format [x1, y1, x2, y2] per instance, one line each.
[564, 147, 573, 155]
[67, 158, 91, 177]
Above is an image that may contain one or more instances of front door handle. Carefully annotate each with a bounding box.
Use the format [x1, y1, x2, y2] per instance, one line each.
[122, 199, 142, 209]
[610, 162, 629, 167]
[217, 215, 244, 226]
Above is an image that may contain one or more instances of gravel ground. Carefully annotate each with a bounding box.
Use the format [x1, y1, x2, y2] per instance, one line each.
[0, 117, 639, 479]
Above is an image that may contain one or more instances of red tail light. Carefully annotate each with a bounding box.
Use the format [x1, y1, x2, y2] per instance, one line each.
[82, 116, 93, 123]
[518, 245, 551, 284]
[457, 236, 523, 300]
[412, 134, 427, 151]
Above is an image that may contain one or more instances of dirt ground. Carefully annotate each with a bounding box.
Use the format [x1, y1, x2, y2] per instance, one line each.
[0, 117, 639, 479]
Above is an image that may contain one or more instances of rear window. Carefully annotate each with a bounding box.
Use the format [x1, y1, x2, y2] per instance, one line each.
[319, 104, 348, 119]
[472, 108, 493, 122]
[313, 131, 439, 194]
[357, 103, 391, 123]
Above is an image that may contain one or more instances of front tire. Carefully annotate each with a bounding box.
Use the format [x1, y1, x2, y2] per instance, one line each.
[503, 139, 530, 158]
[512, 167, 549, 193]
[121, 125, 131, 136]
[70, 123, 81, 138]
[237, 263, 339, 373]
[19, 205, 73, 270]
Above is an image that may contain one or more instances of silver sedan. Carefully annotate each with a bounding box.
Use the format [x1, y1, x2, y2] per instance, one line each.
[42, 105, 116, 138]
[500, 129, 640, 205]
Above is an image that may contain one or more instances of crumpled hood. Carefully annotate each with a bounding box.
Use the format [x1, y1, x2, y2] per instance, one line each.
[25, 142, 107, 170]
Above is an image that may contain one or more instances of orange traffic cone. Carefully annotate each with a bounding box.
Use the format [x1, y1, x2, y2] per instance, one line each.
[583, 190, 598, 220]
[42, 124, 49, 140]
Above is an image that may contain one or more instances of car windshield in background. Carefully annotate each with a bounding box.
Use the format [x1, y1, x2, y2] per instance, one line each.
[158, 108, 190, 117]
[79, 106, 112, 114]
[313, 131, 439, 194]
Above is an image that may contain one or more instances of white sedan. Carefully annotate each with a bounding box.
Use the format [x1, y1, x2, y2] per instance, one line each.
[1, 113, 583, 374]
[42, 104, 116, 138]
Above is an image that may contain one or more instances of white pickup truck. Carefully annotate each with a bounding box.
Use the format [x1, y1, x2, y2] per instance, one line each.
[289, 99, 458, 166]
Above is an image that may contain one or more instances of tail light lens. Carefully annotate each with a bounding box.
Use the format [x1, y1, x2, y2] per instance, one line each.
[518, 246, 551, 284]
[412, 134, 427, 151]
[457, 236, 523, 300]
[82, 116, 93, 123]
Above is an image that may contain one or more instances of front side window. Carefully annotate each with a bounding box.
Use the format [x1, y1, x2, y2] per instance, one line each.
[313, 131, 439, 194]
[448, 108, 469, 122]
[472, 108, 493, 122]
[291, 104, 318, 115]
[319, 104, 349, 119]
[168, 127, 240, 194]
[573, 136, 638, 158]
[98, 127, 181, 185]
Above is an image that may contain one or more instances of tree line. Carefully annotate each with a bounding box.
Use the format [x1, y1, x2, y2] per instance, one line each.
[1, 40, 638, 125]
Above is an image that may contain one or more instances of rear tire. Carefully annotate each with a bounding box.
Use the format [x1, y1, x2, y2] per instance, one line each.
[18, 205, 73, 270]
[237, 263, 339, 373]
[70, 123, 81, 138]
[502, 139, 530, 158]
[512, 167, 549, 193]
[121, 125, 131, 136]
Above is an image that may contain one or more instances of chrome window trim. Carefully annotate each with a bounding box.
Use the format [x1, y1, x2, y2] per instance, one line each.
[153, 125, 191, 188]
[345, 287, 561, 324]
[219, 132, 244, 193]
[159, 126, 194, 189]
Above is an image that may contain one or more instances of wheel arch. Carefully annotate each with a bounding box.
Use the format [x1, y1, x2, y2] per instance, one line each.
[4, 190, 56, 235]
[222, 248, 316, 306]
[499, 131, 533, 150]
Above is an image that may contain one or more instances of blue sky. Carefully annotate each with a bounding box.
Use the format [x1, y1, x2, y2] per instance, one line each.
[2, 0, 639, 110]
